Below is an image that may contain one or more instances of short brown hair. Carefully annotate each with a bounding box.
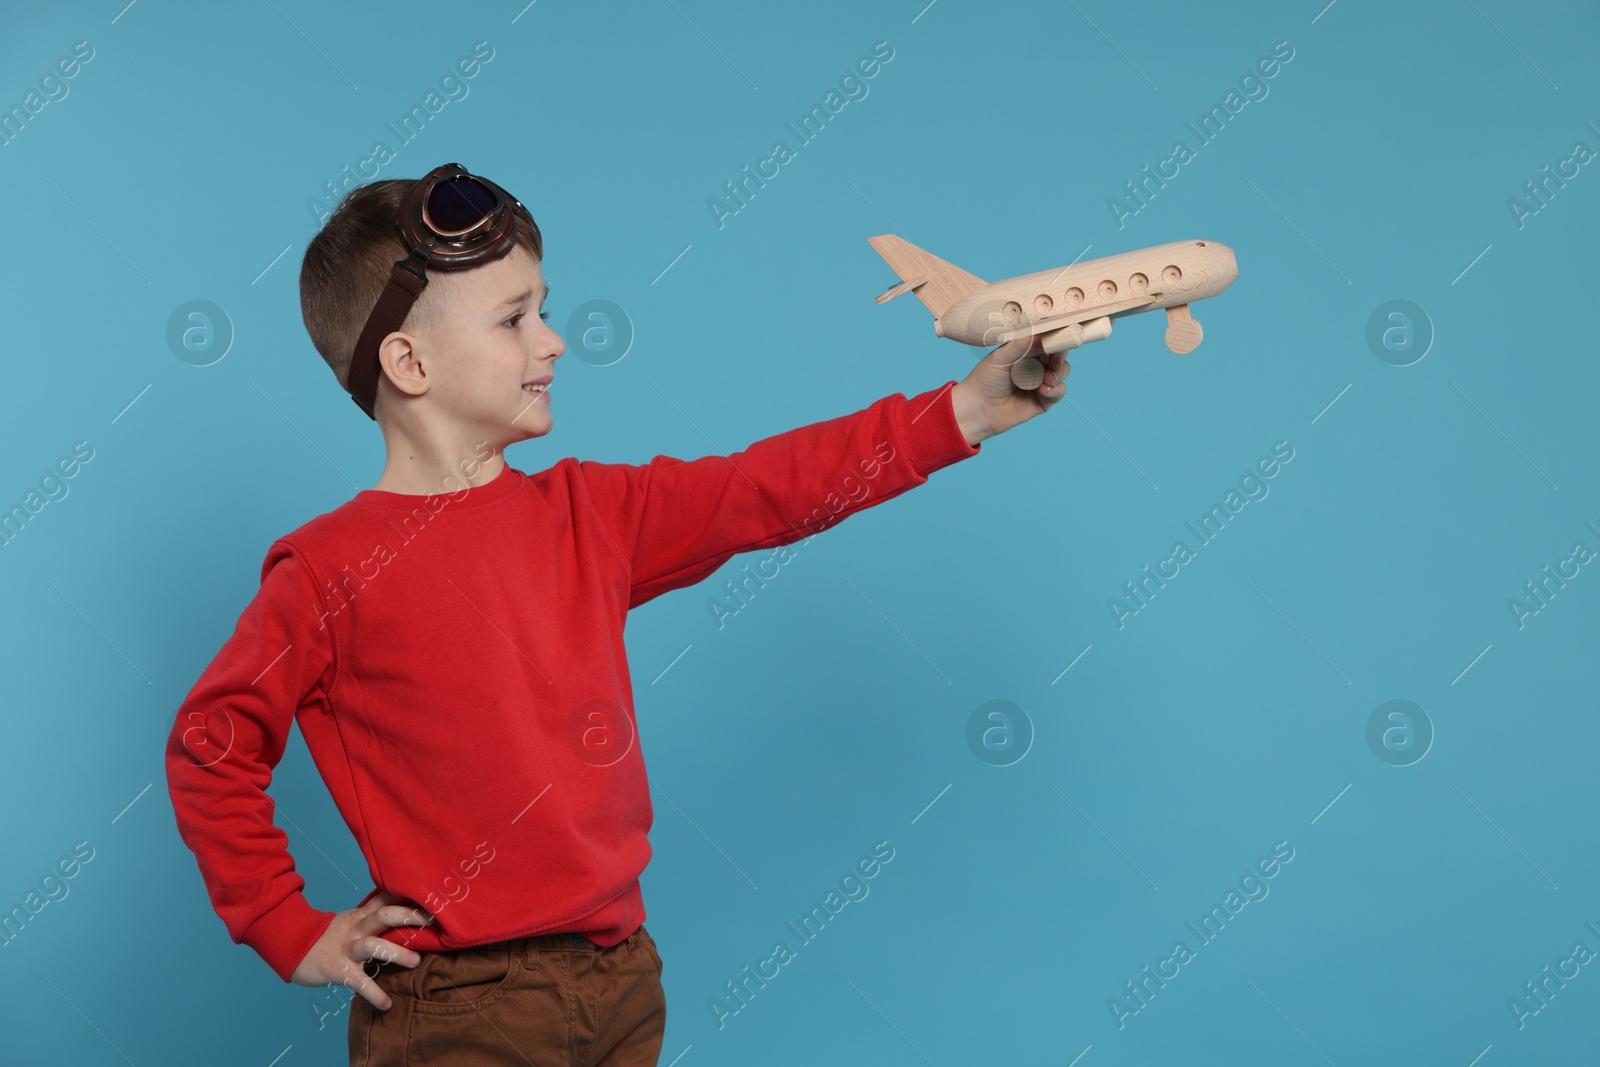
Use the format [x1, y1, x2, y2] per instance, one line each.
[299, 178, 543, 392]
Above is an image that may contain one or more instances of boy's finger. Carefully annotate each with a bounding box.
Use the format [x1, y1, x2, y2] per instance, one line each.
[353, 933, 422, 969]
[362, 904, 433, 931]
[344, 969, 394, 1012]
[384, 904, 435, 926]
[987, 336, 1032, 366]
[384, 908, 435, 927]
[360, 892, 408, 920]
[1039, 373, 1067, 406]
[1049, 359, 1071, 393]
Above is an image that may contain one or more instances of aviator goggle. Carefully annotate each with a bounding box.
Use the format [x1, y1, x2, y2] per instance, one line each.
[346, 162, 533, 420]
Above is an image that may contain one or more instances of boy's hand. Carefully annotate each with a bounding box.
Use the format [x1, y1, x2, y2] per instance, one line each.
[949, 335, 1069, 447]
[290, 891, 434, 1010]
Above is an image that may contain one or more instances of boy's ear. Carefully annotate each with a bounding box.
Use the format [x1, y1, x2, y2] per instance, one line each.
[377, 332, 430, 401]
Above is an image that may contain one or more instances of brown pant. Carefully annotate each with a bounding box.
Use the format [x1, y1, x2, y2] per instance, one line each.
[349, 924, 666, 1066]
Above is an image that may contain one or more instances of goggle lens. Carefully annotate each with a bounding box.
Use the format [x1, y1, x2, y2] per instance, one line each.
[426, 176, 498, 236]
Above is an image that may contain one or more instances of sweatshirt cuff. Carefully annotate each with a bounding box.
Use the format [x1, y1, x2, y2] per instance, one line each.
[241, 890, 338, 983]
[897, 381, 980, 475]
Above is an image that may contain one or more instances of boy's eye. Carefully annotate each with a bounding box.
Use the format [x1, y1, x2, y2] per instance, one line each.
[503, 311, 550, 328]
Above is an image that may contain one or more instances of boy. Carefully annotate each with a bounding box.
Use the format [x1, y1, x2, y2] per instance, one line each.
[164, 163, 1067, 1066]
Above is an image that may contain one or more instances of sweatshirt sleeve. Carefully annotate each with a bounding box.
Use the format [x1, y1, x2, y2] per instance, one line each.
[164, 541, 340, 983]
[577, 380, 979, 608]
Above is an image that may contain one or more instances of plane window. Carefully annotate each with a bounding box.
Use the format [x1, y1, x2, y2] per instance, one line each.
[1034, 294, 1053, 315]
[1064, 287, 1084, 307]
[1099, 279, 1118, 298]
[1163, 265, 1182, 283]
[1002, 301, 1023, 324]
[1129, 273, 1148, 292]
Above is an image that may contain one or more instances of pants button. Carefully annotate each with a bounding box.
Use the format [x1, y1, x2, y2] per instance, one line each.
[568, 932, 588, 946]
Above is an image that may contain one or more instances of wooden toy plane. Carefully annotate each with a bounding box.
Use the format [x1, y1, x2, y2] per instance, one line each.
[869, 235, 1238, 389]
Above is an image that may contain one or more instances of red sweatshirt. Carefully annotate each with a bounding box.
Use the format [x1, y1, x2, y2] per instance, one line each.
[164, 382, 979, 982]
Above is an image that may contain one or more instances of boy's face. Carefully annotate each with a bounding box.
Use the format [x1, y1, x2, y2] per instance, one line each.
[393, 243, 563, 445]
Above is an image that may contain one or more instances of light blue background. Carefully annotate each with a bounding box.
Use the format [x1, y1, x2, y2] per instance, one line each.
[2, 0, 1597, 1063]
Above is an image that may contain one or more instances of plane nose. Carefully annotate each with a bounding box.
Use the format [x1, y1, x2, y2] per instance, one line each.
[1194, 240, 1238, 287]
[1212, 241, 1238, 283]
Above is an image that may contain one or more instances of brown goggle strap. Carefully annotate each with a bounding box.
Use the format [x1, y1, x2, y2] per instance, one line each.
[346, 262, 430, 420]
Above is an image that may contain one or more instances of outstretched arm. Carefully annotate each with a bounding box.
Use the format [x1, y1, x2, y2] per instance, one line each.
[576, 375, 988, 608]
[575, 337, 1067, 609]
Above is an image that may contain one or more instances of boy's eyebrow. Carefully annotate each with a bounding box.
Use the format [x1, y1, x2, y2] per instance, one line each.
[490, 284, 549, 312]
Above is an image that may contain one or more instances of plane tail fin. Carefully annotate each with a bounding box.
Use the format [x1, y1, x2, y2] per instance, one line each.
[868, 234, 986, 318]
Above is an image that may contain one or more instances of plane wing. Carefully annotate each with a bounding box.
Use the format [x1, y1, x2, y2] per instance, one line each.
[988, 294, 1161, 344]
